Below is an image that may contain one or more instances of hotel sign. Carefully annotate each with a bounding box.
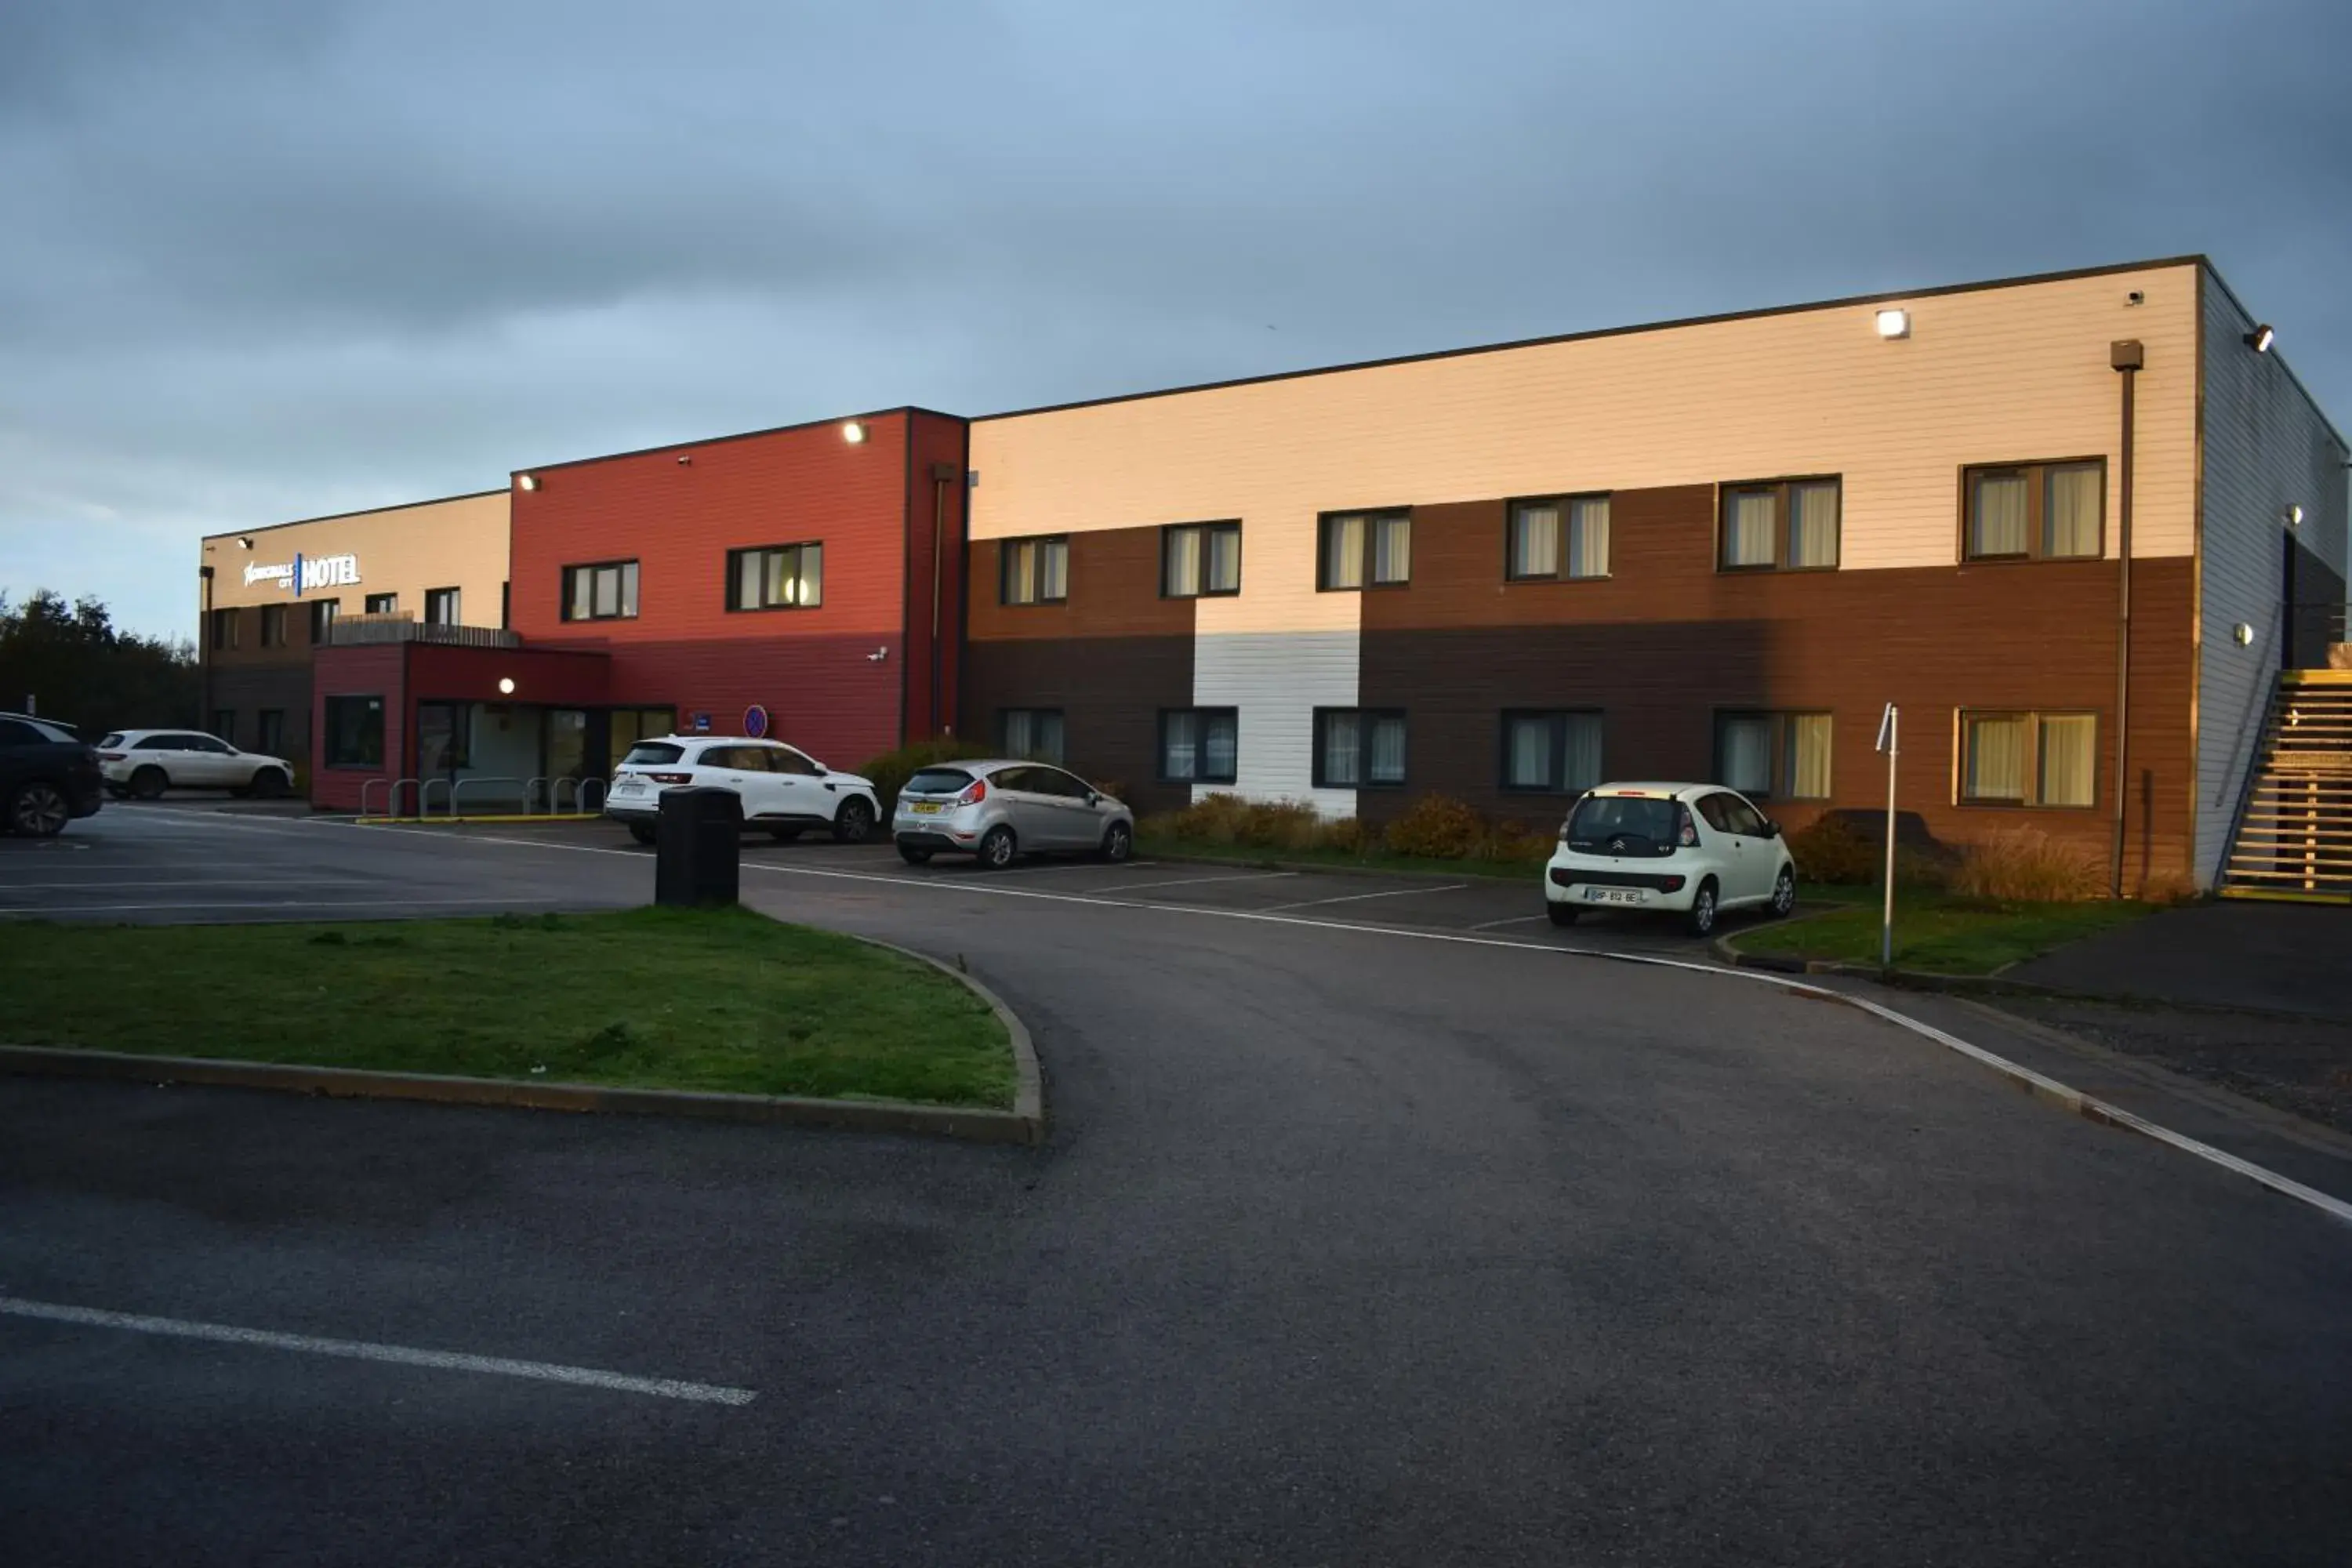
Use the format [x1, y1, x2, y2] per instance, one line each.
[243, 553, 361, 596]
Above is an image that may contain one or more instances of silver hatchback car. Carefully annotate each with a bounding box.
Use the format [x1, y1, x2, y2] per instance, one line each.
[893, 759, 1134, 869]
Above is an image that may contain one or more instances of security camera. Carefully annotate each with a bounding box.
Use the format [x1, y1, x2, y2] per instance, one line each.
[2125, 290, 2144, 306]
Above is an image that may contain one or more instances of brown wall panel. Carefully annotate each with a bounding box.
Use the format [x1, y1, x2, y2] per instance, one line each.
[967, 526, 1195, 642]
[1361, 485, 2195, 887]
[963, 635, 1194, 816]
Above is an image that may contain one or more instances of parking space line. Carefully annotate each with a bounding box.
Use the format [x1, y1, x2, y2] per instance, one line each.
[1257, 883, 1469, 913]
[0, 1294, 756, 1406]
[0, 896, 587, 916]
[1468, 914, 1551, 931]
[0, 879, 368, 892]
[1120, 870, 1300, 892]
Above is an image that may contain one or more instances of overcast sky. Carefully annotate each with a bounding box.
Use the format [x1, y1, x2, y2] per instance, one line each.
[3, 0, 2347, 639]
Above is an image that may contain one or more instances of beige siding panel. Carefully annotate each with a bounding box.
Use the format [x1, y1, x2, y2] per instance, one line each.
[200, 492, 511, 619]
[972, 266, 2198, 635]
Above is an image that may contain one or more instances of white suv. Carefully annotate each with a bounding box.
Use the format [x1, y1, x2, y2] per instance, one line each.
[99, 730, 297, 799]
[1544, 782, 1797, 937]
[605, 735, 881, 847]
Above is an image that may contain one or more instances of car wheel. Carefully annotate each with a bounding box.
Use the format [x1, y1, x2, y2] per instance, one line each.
[129, 766, 167, 800]
[769, 826, 804, 843]
[832, 797, 876, 844]
[1546, 902, 1580, 927]
[897, 844, 934, 865]
[1769, 865, 1796, 919]
[8, 782, 72, 838]
[1099, 820, 1133, 862]
[628, 822, 657, 846]
[1683, 878, 1719, 938]
[976, 825, 1018, 870]
[252, 768, 292, 800]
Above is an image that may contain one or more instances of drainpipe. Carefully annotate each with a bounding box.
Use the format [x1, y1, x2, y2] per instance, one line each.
[928, 461, 956, 737]
[2110, 339, 2143, 898]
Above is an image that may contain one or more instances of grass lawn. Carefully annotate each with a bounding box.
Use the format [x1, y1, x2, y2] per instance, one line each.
[0, 906, 1014, 1108]
[1134, 834, 1544, 881]
[1726, 889, 2156, 975]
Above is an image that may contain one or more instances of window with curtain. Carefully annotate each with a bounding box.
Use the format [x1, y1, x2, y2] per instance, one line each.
[561, 561, 637, 622]
[1501, 711, 1604, 793]
[1314, 709, 1406, 788]
[999, 708, 1065, 765]
[1962, 714, 2030, 802]
[1000, 535, 1069, 605]
[1963, 460, 2104, 561]
[260, 604, 288, 647]
[423, 587, 462, 626]
[1508, 495, 1610, 580]
[2036, 713, 2097, 807]
[309, 598, 339, 643]
[1163, 521, 1241, 597]
[1159, 708, 1238, 783]
[728, 543, 823, 611]
[1319, 511, 1410, 590]
[1713, 710, 1831, 799]
[1719, 477, 1841, 571]
[1962, 709, 2107, 808]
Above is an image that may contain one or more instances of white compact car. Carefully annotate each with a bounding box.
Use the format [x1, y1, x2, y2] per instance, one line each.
[98, 730, 297, 799]
[605, 735, 880, 846]
[1544, 782, 1797, 937]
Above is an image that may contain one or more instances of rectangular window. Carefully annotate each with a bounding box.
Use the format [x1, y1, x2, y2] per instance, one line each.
[1313, 708, 1407, 789]
[1714, 710, 1834, 800]
[1962, 460, 2105, 561]
[1158, 708, 1239, 784]
[259, 604, 288, 648]
[323, 695, 384, 768]
[209, 608, 239, 650]
[1961, 710, 2098, 808]
[1719, 477, 1841, 572]
[561, 561, 638, 622]
[1319, 510, 1411, 590]
[423, 587, 461, 626]
[726, 543, 824, 611]
[1162, 521, 1242, 597]
[999, 708, 1066, 764]
[1508, 495, 1610, 581]
[213, 711, 236, 746]
[999, 535, 1069, 605]
[257, 709, 285, 757]
[1500, 710, 1605, 793]
[309, 598, 339, 643]
[364, 593, 397, 615]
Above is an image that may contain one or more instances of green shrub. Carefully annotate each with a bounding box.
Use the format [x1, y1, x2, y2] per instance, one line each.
[1787, 815, 1882, 884]
[1381, 793, 1487, 860]
[855, 737, 996, 815]
[1150, 793, 1330, 851]
[1947, 828, 2104, 902]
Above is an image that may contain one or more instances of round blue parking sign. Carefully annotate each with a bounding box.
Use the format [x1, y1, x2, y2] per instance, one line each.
[743, 704, 769, 739]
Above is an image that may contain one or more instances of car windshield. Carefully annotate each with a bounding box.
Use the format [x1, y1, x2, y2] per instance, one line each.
[1565, 795, 1680, 848]
[620, 742, 685, 767]
[903, 768, 976, 796]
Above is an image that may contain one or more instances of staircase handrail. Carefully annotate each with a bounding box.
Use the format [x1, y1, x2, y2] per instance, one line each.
[2215, 621, 2287, 884]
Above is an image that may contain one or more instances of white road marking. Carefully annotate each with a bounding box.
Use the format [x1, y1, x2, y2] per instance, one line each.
[1468, 914, 1552, 931]
[0, 879, 367, 892]
[1118, 870, 1301, 892]
[1257, 882, 1470, 913]
[138, 814, 2352, 1234]
[0, 896, 581, 916]
[0, 1294, 755, 1406]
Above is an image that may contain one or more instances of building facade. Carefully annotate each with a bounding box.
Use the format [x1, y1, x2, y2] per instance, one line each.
[198, 490, 510, 768]
[964, 258, 2347, 890]
[306, 409, 968, 811]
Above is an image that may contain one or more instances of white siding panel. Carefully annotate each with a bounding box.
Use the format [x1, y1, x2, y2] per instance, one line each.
[2194, 268, 2352, 884]
[1192, 630, 1359, 816]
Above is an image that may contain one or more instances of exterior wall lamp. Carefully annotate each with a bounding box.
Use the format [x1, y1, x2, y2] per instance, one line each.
[498, 677, 516, 695]
[2245, 324, 2275, 353]
[842, 420, 867, 445]
[1875, 308, 1910, 339]
[518, 474, 540, 492]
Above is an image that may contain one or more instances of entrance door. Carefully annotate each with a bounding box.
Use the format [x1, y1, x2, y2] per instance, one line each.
[416, 703, 470, 781]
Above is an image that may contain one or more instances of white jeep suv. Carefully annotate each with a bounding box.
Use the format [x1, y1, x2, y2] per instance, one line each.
[1544, 782, 1798, 937]
[99, 730, 297, 799]
[606, 735, 880, 846]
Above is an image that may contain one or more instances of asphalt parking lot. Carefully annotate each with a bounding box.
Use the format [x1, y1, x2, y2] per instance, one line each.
[6, 805, 2352, 1565]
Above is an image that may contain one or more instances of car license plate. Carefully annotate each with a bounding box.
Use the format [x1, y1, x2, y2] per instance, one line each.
[909, 802, 942, 815]
[613, 779, 643, 794]
[1584, 887, 1641, 906]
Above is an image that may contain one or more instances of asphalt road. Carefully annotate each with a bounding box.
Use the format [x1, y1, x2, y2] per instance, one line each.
[4, 808, 2350, 1565]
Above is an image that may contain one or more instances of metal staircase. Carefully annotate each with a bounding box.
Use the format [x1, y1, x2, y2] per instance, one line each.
[2221, 668, 2352, 902]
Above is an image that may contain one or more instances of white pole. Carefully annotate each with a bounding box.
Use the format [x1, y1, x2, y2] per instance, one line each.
[1881, 706, 1899, 969]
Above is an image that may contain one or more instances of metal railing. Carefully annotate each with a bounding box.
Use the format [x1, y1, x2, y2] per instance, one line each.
[552, 776, 606, 813]
[358, 777, 419, 818]
[361, 773, 605, 819]
[325, 614, 521, 650]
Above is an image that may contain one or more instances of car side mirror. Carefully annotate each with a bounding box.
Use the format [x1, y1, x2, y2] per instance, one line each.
[1087, 792, 1102, 806]
[814, 764, 829, 776]
[1764, 820, 1781, 838]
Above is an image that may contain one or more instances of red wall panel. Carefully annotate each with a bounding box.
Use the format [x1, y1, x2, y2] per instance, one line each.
[310, 644, 406, 811]
[902, 410, 970, 742]
[508, 410, 954, 768]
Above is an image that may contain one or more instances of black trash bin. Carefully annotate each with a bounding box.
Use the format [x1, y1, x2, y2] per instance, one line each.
[655, 786, 741, 907]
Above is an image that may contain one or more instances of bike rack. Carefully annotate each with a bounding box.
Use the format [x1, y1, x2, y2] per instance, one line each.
[360, 778, 421, 818]
[523, 775, 550, 815]
[569, 777, 607, 813]
[420, 777, 454, 818]
[451, 775, 527, 816]
[359, 778, 388, 818]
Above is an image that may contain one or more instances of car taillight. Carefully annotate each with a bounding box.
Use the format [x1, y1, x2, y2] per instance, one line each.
[953, 779, 988, 806]
[1676, 806, 1698, 848]
[99, 751, 125, 761]
[650, 771, 691, 785]
[1661, 876, 1686, 892]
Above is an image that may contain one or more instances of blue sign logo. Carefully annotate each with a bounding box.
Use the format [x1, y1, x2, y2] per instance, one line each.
[691, 712, 712, 732]
[743, 705, 769, 739]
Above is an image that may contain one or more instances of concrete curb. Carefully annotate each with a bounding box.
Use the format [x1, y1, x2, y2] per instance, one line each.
[0, 936, 1047, 1147]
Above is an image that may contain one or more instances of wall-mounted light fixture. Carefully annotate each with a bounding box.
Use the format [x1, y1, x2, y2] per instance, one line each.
[841, 420, 866, 445]
[677, 454, 692, 466]
[866, 645, 889, 662]
[2234, 622, 2255, 647]
[237, 535, 256, 549]
[498, 677, 516, 695]
[1875, 308, 1911, 339]
[2285, 503, 2305, 527]
[2245, 324, 2275, 354]
[518, 474, 539, 492]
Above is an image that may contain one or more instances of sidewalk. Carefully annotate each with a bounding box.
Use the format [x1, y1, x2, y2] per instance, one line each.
[2008, 899, 2352, 1019]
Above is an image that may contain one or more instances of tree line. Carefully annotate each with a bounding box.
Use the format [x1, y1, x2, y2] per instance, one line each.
[0, 590, 199, 738]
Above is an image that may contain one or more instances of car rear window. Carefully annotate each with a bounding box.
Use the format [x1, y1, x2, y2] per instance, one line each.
[1564, 795, 1681, 850]
[620, 742, 685, 767]
[903, 768, 976, 796]
[99, 733, 124, 749]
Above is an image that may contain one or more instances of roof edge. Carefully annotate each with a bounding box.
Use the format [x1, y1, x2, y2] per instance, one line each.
[2197, 258, 2349, 454]
[198, 487, 509, 545]
[516, 405, 968, 477]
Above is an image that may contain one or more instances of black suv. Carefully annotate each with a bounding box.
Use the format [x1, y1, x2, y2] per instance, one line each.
[0, 711, 105, 837]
